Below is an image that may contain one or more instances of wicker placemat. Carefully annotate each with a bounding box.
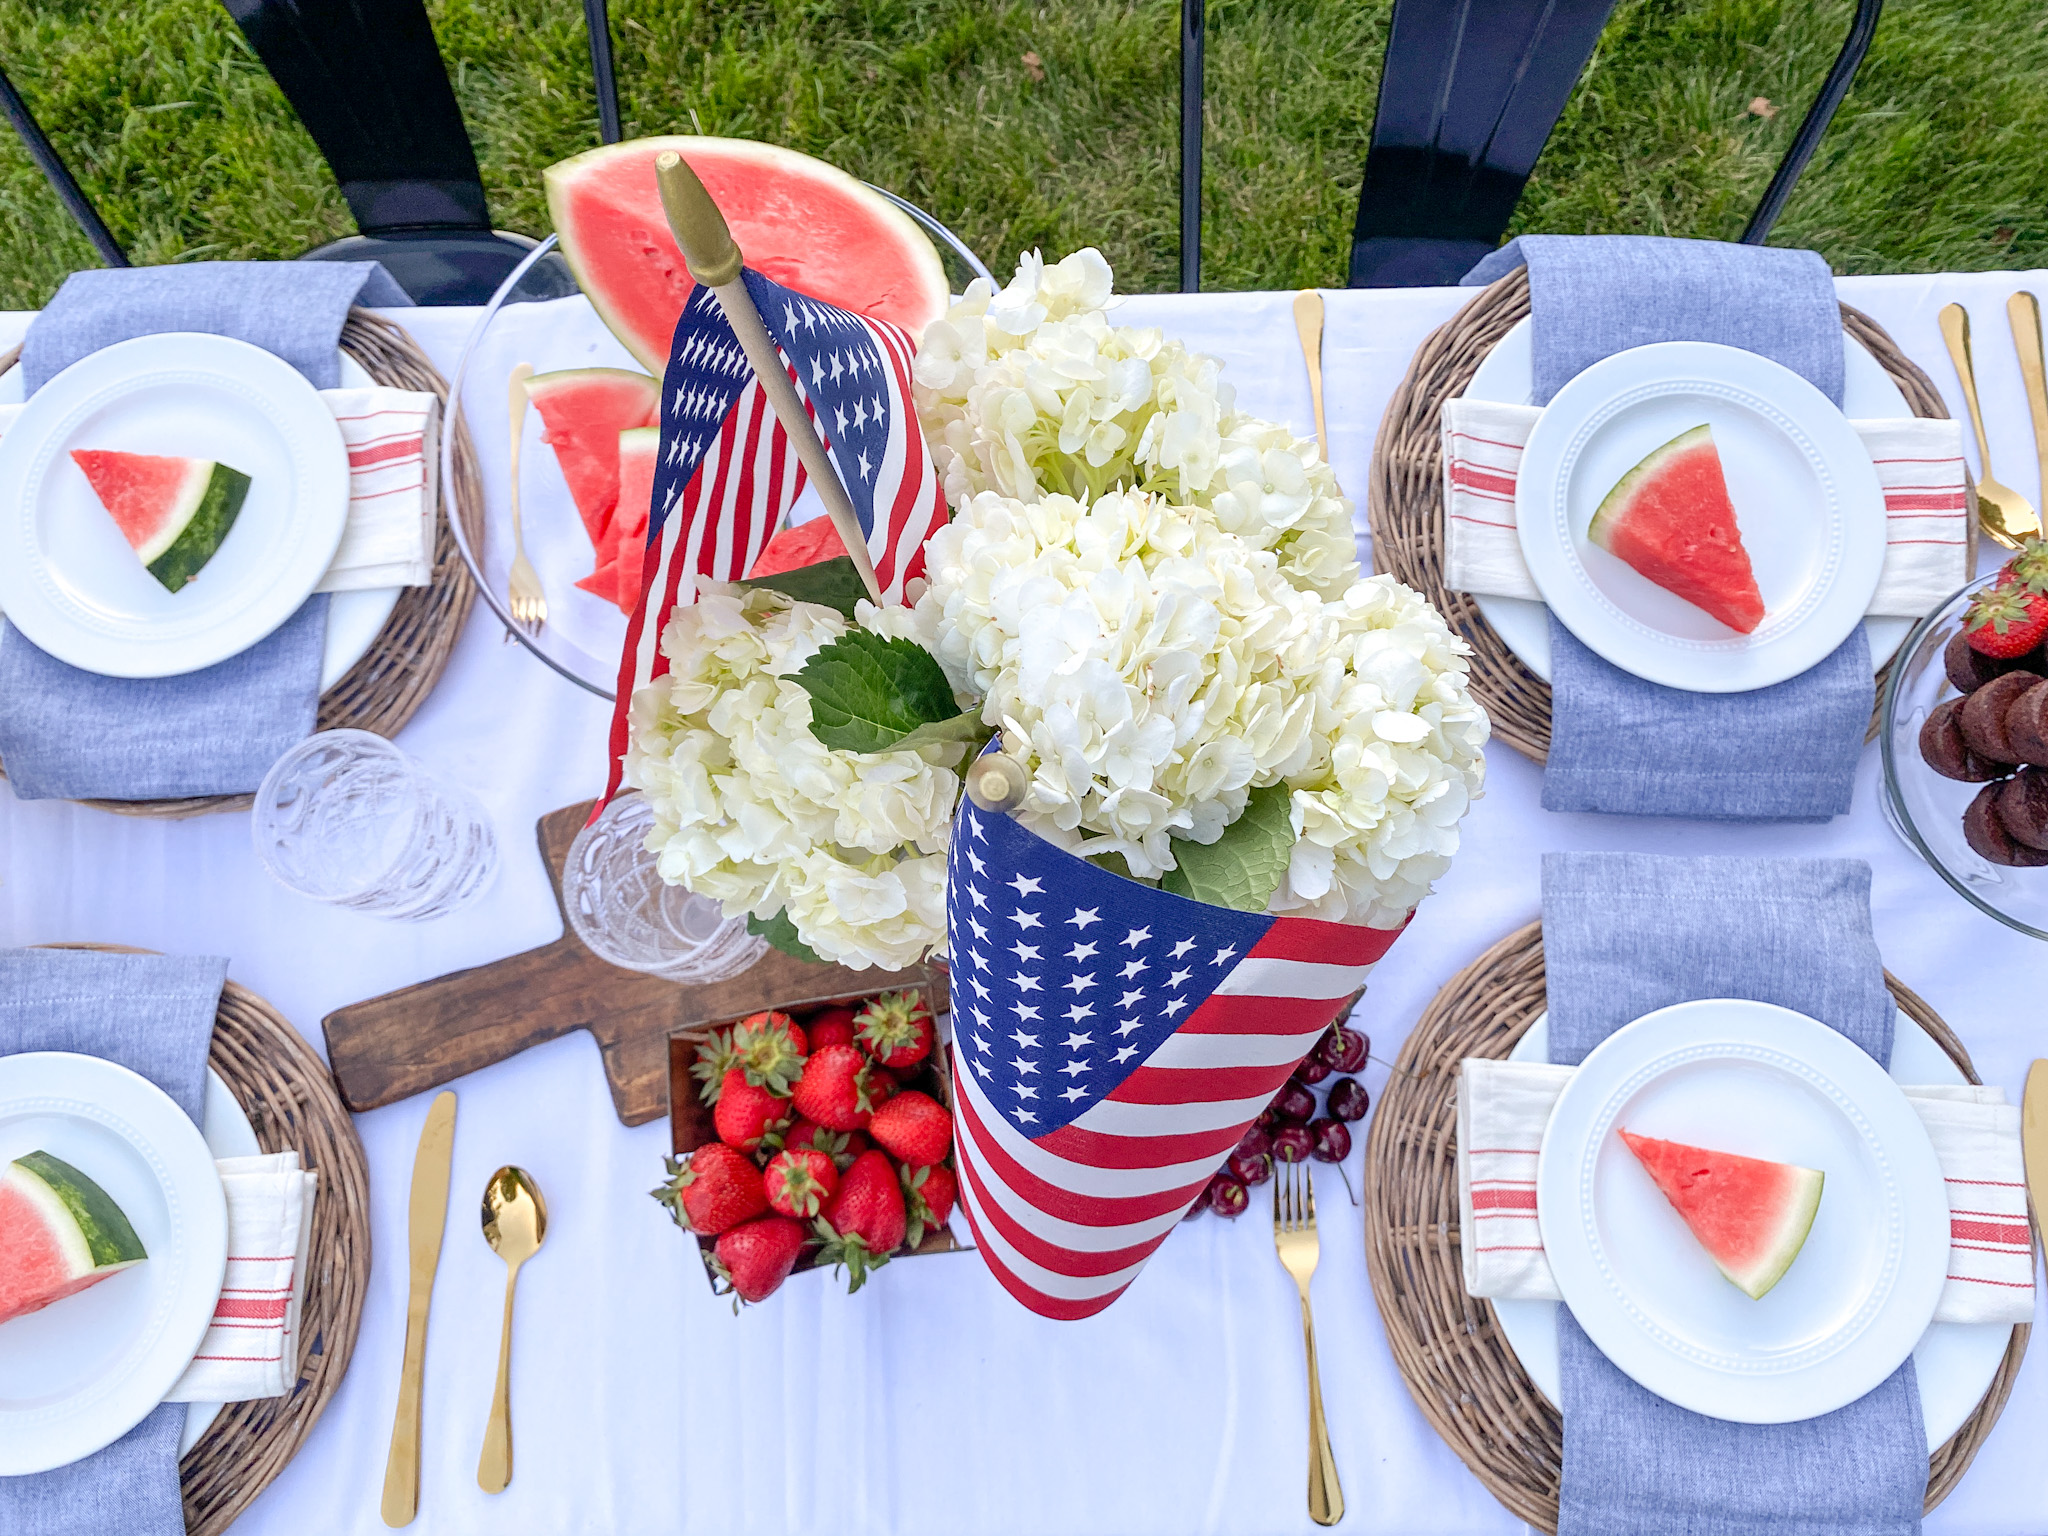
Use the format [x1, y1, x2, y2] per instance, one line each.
[1366, 268, 1955, 763]
[1361, 921, 2030, 1529]
[0, 307, 481, 817]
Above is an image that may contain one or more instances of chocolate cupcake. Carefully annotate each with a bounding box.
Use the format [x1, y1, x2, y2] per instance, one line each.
[2004, 678, 2048, 764]
[1945, 631, 2020, 693]
[1998, 768, 2048, 850]
[1919, 698, 2001, 781]
[1957, 670, 2041, 764]
[1963, 783, 2048, 866]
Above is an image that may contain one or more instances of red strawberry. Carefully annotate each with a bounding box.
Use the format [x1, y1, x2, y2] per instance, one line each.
[1965, 583, 2048, 659]
[901, 1160, 956, 1247]
[650, 1143, 766, 1235]
[854, 990, 934, 1070]
[868, 1089, 953, 1167]
[714, 1069, 790, 1152]
[712, 1214, 808, 1304]
[2000, 537, 2048, 593]
[791, 1043, 882, 1131]
[783, 1119, 868, 1170]
[727, 1010, 806, 1095]
[813, 1149, 906, 1291]
[806, 1004, 859, 1053]
[763, 1147, 840, 1219]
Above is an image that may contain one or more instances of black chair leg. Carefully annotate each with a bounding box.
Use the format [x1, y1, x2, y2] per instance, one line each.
[584, 0, 621, 145]
[1180, 0, 1205, 293]
[1741, 0, 1884, 245]
[0, 62, 128, 269]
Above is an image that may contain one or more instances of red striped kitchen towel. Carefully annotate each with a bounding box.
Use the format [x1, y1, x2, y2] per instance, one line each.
[1456, 1059, 2034, 1325]
[1439, 398, 1970, 620]
[164, 1152, 318, 1403]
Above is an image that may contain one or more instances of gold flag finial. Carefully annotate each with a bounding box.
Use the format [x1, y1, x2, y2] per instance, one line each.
[654, 150, 743, 287]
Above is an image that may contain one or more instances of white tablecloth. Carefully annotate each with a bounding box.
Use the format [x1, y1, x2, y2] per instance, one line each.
[3, 269, 2045, 1536]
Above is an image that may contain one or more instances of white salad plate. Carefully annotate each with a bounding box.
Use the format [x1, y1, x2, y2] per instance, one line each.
[0, 333, 350, 679]
[1498, 1011, 2014, 1448]
[1462, 319, 1911, 682]
[1531, 1000, 1949, 1426]
[0, 1052, 228, 1475]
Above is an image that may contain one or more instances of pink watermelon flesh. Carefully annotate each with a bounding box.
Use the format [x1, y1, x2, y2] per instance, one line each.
[746, 516, 848, 579]
[1587, 424, 1765, 635]
[543, 137, 950, 376]
[525, 368, 660, 550]
[578, 426, 658, 612]
[1620, 1129, 1824, 1299]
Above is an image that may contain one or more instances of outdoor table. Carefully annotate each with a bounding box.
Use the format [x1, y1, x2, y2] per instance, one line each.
[1, 270, 2043, 1536]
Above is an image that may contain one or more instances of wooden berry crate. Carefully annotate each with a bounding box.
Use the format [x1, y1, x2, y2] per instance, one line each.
[666, 966, 962, 1291]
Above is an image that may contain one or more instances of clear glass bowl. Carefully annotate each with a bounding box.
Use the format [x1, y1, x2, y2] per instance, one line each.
[443, 201, 990, 700]
[1879, 574, 2048, 940]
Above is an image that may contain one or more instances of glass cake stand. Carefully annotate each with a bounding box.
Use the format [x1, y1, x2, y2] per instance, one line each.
[442, 197, 991, 700]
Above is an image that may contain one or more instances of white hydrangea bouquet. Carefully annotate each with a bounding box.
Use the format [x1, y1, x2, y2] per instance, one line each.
[623, 250, 1488, 971]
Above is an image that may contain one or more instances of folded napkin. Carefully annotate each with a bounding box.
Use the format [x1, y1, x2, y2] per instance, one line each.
[165, 1153, 318, 1404]
[1457, 1059, 2035, 1323]
[1442, 399, 1971, 618]
[0, 260, 410, 803]
[0, 948, 225, 1536]
[1459, 235, 1874, 823]
[1540, 852, 1926, 1536]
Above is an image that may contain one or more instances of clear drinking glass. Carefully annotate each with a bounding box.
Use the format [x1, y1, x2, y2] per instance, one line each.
[251, 729, 499, 920]
[560, 793, 767, 983]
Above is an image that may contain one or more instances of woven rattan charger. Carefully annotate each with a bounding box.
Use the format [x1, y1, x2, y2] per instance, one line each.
[1366, 267, 1957, 761]
[44, 944, 372, 1536]
[0, 308, 482, 816]
[1362, 922, 2030, 1529]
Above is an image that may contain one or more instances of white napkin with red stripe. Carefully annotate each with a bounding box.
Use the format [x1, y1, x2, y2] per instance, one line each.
[0, 385, 437, 593]
[1455, 1057, 2035, 1324]
[163, 1152, 318, 1403]
[1440, 398, 1970, 619]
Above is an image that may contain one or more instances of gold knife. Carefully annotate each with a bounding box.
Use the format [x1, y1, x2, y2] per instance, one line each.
[382, 1090, 458, 1528]
[2007, 293, 2048, 540]
[2023, 1061, 2048, 1249]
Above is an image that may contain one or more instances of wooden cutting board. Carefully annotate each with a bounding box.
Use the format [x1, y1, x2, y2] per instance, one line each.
[321, 802, 927, 1125]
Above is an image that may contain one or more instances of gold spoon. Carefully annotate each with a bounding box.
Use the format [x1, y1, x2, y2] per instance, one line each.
[477, 1166, 547, 1494]
[1939, 302, 2037, 550]
[1292, 291, 1332, 476]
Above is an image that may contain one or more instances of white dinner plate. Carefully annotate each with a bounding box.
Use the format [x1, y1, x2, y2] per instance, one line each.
[1462, 319, 1913, 680]
[1535, 1000, 1949, 1424]
[0, 1052, 228, 1474]
[179, 1070, 261, 1458]
[1497, 1012, 2014, 1449]
[1515, 343, 1887, 693]
[0, 333, 350, 678]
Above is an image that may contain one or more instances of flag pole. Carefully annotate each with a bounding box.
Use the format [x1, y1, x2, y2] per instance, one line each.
[653, 150, 886, 608]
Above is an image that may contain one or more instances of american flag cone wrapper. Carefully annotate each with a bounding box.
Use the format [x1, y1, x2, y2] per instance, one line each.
[945, 759, 1407, 1319]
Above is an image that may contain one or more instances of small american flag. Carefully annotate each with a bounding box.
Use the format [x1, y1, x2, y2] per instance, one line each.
[604, 267, 946, 803]
[946, 768, 1405, 1319]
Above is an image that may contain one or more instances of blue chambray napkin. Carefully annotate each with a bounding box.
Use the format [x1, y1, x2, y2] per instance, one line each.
[0, 947, 226, 1536]
[1462, 235, 1872, 821]
[0, 260, 405, 801]
[1541, 852, 1925, 1536]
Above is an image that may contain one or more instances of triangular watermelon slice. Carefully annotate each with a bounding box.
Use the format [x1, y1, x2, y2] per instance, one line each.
[746, 516, 848, 579]
[525, 368, 659, 548]
[0, 1151, 148, 1326]
[1588, 424, 1765, 635]
[1620, 1129, 1822, 1299]
[577, 426, 658, 612]
[72, 449, 250, 592]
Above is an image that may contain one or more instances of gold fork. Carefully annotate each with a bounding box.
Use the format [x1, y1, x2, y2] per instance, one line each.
[505, 361, 547, 635]
[1939, 303, 2038, 550]
[1274, 1158, 1343, 1527]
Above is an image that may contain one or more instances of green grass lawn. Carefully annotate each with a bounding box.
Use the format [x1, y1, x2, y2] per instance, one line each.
[3, 0, 2046, 312]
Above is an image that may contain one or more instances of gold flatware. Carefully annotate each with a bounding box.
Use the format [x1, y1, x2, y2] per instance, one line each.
[381, 1090, 457, 1529]
[2022, 1061, 2048, 1247]
[477, 1165, 548, 1495]
[2006, 292, 2048, 545]
[1293, 290, 1332, 472]
[1939, 303, 2036, 550]
[1273, 1159, 1342, 1527]
[505, 362, 547, 635]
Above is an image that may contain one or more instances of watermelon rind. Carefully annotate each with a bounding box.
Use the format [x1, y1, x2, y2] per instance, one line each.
[1724, 1166, 1823, 1299]
[9, 1151, 147, 1271]
[145, 463, 250, 593]
[1587, 424, 1711, 551]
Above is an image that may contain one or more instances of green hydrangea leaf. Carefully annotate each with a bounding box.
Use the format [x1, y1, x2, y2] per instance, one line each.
[736, 556, 867, 620]
[890, 709, 987, 753]
[786, 629, 959, 753]
[1159, 782, 1296, 912]
[748, 909, 821, 965]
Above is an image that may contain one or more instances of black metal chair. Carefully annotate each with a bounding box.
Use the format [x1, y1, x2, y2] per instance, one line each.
[1178, 0, 1885, 290]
